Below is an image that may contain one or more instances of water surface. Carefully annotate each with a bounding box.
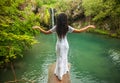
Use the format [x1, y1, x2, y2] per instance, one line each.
[0, 33, 120, 83]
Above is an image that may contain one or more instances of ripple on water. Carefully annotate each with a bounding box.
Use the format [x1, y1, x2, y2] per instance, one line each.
[108, 49, 120, 66]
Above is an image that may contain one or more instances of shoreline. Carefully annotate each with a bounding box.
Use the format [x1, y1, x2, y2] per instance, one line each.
[88, 29, 120, 39]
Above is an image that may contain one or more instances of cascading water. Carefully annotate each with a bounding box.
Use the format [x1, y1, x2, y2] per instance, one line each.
[51, 8, 55, 28]
[49, 8, 55, 28]
[49, 8, 56, 46]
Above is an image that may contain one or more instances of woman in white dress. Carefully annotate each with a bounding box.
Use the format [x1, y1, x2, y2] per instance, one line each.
[33, 13, 95, 81]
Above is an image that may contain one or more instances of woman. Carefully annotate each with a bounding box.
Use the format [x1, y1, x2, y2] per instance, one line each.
[33, 13, 95, 80]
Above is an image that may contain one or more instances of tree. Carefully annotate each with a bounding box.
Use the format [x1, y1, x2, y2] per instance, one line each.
[0, 0, 38, 66]
[82, 0, 120, 34]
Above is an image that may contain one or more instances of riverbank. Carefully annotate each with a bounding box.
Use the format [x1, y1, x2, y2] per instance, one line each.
[88, 29, 120, 39]
[71, 20, 120, 39]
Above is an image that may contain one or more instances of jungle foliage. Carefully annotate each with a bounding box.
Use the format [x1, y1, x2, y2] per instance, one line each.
[0, 0, 39, 66]
[82, 0, 120, 36]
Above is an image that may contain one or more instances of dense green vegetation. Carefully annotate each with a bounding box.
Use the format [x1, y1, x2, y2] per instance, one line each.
[82, 0, 120, 38]
[0, 0, 120, 67]
[0, 0, 38, 66]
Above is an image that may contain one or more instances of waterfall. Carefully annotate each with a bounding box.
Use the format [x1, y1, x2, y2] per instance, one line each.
[49, 8, 56, 45]
[51, 8, 54, 28]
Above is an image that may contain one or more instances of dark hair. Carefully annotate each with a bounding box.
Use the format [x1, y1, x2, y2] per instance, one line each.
[56, 13, 68, 39]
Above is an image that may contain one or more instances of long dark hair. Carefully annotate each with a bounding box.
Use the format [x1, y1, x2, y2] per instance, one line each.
[56, 13, 68, 39]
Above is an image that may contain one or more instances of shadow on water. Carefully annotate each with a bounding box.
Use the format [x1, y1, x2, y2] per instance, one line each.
[0, 33, 120, 83]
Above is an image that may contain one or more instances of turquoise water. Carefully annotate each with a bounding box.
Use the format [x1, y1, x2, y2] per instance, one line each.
[68, 33, 120, 83]
[0, 33, 120, 83]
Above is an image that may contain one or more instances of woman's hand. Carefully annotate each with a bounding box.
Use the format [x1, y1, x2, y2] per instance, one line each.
[32, 26, 52, 34]
[32, 26, 40, 29]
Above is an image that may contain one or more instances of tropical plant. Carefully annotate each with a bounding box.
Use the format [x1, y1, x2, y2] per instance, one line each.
[82, 0, 120, 33]
[0, 0, 38, 66]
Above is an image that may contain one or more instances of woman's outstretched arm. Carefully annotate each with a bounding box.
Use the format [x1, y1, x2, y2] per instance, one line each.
[73, 25, 96, 33]
[32, 26, 52, 34]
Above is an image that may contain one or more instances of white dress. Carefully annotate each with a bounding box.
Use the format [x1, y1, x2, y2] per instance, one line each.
[50, 26, 74, 80]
